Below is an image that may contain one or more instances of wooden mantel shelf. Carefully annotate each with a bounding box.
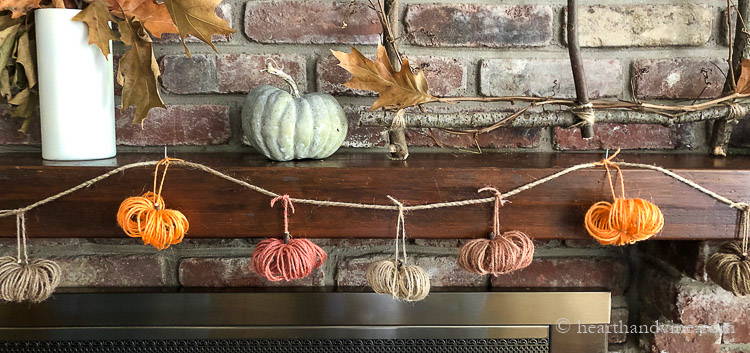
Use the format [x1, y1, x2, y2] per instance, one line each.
[1, 152, 749, 240]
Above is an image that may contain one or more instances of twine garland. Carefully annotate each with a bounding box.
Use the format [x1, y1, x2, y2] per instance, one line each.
[458, 187, 534, 276]
[0, 213, 60, 303]
[1, 153, 750, 297]
[707, 203, 750, 296]
[251, 195, 327, 282]
[584, 150, 664, 245]
[116, 158, 189, 250]
[366, 196, 430, 302]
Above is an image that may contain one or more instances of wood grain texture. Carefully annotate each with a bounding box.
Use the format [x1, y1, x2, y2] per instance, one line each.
[0, 152, 749, 240]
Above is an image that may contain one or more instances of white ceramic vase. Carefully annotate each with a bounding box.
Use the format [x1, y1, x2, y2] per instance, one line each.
[35, 8, 116, 161]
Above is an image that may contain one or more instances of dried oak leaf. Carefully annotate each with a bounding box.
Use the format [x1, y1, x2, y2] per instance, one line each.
[736, 59, 750, 94]
[14, 29, 35, 88]
[117, 17, 165, 125]
[0, 0, 41, 19]
[332, 43, 435, 110]
[73, 0, 118, 57]
[110, 0, 178, 39]
[162, 0, 235, 57]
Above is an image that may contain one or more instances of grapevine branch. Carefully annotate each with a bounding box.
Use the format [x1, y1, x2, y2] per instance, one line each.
[361, 1, 750, 155]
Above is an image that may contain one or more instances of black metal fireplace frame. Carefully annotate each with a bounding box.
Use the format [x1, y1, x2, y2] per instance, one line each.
[0, 291, 610, 353]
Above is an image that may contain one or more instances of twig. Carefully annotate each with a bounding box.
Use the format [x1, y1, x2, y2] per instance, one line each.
[711, 0, 750, 156]
[375, 0, 409, 160]
[566, 0, 595, 138]
[359, 103, 750, 130]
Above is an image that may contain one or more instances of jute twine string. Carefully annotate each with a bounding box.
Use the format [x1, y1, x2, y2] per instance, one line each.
[0, 213, 60, 303]
[726, 103, 749, 122]
[584, 151, 664, 245]
[571, 102, 596, 127]
[707, 202, 750, 296]
[2, 156, 747, 217]
[116, 158, 189, 250]
[251, 195, 327, 282]
[366, 196, 430, 302]
[458, 187, 535, 276]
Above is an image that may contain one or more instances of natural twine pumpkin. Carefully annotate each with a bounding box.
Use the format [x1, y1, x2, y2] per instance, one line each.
[117, 158, 189, 250]
[707, 203, 750, 296]
[0, 213, 61, 303]
[366, 196, 430, 302]
[458, 187, 534, 276]
[584, 150, 664, 245]
[251, 195, 327, 282]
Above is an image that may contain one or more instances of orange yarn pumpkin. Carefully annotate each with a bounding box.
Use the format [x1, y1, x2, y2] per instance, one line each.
[117, 158, 189, 250]
[584, 151, 664, 246]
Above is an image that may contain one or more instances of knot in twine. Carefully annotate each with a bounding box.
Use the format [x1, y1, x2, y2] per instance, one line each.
[571, 103, 596, 126]
[707, 205, 750, 296]
[366, 196, 430, 302]
[726, 103, 748, 123]
[585, 149, 664, 246]
[458, 187, 534, 276]
[252, 195, 327, 282]
[0, 213, 61, 303]
[117, 158, 189, 250]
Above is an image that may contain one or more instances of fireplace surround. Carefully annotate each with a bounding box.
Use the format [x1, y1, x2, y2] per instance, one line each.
[0, 291, 610, 353]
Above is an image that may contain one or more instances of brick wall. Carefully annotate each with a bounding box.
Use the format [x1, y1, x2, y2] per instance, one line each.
[2, 1, 749, 352]
[3, 0, 750, 151]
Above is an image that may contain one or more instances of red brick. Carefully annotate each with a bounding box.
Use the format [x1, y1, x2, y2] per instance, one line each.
[113, 54, 122, 96]
[633, 59, 728, 100]
[0, 106, 40, 145]
[116, 105, 230, 146]
[404, 127, 541, 149]
[554, 123, 685, 151]
[155, 3, 232, 43]
[56, 255, 166, 287]
[724, 321, 750, 344]
[341, 106, 386, 148]
[480, 59, 622, 99]
[644, 322, 721, 353]
[405, 4, 553, 47]
[244, 0, 380, 44]
[216, 54, 306, 94]
[639, 241, 719, 281]
[317, 55, 466, 97]
[490, 257, 630, 295]
[336, 254, 487, 288]
[577, 5, 713, 47]
[160, 54, 218, 94]
[179, 257, 324, 287]
[640, 265, 750, 326]
[729, 118, 750, 148]
[609, 307, 629, 344]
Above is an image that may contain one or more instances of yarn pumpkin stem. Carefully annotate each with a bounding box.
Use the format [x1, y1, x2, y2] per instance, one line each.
[15, 213, 28, 264]
[271, 194, 295, 237]
[595, 149, 625, 200]
[478, 186, 508, 238]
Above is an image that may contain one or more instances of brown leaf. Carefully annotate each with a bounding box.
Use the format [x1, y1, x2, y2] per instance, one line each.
[110, 0, 178, 38]
[736, 59, 750, 94]
[0, 0, 41, 18]
[14, 30, 35, 88]
[162, 0, 235, 57]
[117, 17, 165, 124]
[0, 17, 21, 71]
[73, 0, 118, 57]
[332, 43, 435, 110]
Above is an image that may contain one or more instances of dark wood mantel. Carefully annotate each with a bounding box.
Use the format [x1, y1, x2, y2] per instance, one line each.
[0, 152, 749, 240]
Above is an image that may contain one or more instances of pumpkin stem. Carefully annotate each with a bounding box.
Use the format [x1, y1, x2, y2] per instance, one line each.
[263, 62, 301, 98]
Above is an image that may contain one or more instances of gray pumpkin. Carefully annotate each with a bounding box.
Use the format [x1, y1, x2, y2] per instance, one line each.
[241, 69, 347, 161]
